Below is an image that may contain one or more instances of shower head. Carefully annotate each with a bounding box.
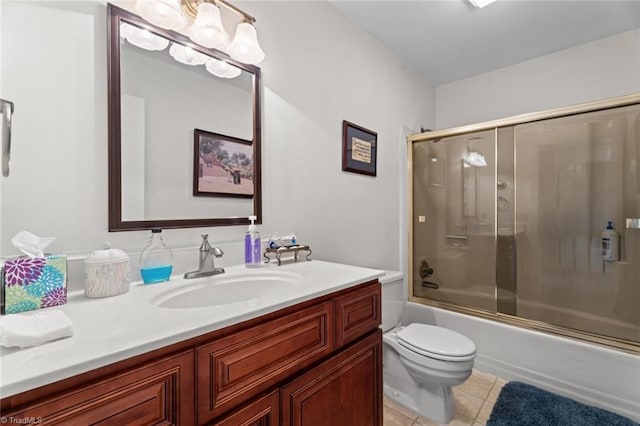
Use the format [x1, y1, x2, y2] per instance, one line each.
[464, 136, 487, 167]
[464, 150, 487, 167]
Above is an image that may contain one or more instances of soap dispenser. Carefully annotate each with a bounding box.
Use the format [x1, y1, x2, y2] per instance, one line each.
[140, 229, 173, 283]
[245, 216, 261, 268]
[601, 221, 619, 262]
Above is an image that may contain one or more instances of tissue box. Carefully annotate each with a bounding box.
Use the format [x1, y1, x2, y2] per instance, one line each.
[1, 254, 67, 315]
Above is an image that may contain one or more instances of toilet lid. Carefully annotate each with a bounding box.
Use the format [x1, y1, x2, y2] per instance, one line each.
[396, 324, 476, 361]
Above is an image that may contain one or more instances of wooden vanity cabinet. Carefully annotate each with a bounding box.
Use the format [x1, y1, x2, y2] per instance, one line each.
[212, 390, 280, 426]
[281, 329, 382, 426]
[0, 351, 195, 425]
[1, 280, 381, 426]
[334, 281, 381, 348]
[197, 301, 334, 423]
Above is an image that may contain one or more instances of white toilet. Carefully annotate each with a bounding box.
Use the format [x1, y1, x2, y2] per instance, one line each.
[381, 271, 477, 424]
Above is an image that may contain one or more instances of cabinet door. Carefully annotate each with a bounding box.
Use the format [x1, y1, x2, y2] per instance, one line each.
[212, 390, 279, 426]
[197, 301, 333, 423]
[3, 351, 194, 425]
[281, 330, 382, 426]
[334, 281, 381, 348]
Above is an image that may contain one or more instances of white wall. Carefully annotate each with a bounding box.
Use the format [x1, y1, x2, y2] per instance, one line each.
[253, 1, 434, 271]
[0, 1, 435, 288]
[120, 43, 254, 220]
[436, 29, 640, 129]
[0, 0, 4, 253]
[1, 1, 101, 268]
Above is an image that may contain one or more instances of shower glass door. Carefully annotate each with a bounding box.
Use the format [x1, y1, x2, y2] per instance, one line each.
[410, 100, 640, 348]
[514, 104, 640, 343]
[412, 129, 497, 312]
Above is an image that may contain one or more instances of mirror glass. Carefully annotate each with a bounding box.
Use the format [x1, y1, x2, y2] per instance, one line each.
[108, 5, 261, 231]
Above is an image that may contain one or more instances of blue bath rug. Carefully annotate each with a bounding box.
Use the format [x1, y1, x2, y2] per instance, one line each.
[487, 381, 639, 426]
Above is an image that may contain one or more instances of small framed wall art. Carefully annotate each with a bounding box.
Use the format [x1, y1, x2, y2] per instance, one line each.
[342, 120, 377, 177]
[193, 128, 254, 198]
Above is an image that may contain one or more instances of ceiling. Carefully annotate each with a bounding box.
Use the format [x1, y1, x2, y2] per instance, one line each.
[331, 0, 640, 85]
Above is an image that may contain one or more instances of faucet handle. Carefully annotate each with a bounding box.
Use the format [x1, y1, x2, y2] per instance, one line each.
[199, 234, 212, 251]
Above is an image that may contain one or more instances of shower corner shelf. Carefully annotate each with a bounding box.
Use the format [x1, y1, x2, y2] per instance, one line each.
[263, 245, 312, 266]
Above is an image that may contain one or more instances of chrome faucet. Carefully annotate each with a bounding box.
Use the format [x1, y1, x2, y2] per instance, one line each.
[184, 235, 225, 279]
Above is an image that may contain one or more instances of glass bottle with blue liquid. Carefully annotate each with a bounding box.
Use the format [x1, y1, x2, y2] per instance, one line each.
[140, 228, 173, 284]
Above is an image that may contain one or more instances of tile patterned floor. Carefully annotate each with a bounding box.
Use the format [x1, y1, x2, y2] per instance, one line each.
[383, 369, 507, 426]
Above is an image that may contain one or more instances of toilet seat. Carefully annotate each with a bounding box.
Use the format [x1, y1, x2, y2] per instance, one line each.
[396, 324, 476, 362]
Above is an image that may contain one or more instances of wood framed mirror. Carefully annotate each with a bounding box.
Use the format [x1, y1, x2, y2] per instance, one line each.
[107, 4, 261, 231]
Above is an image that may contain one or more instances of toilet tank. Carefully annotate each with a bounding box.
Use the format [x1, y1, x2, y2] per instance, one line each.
[380, 270, 404, 332]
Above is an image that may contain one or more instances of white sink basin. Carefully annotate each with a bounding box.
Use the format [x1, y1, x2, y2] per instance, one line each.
[151, 270, 303, 309]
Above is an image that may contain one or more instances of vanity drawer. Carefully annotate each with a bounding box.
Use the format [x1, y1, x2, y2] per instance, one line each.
[212, 389, 279, 426]
[197, 301, 334, 423]
[334, 281, 381, 348]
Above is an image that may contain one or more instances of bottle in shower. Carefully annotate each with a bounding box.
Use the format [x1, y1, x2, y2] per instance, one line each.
[140, 228, 173, 284]
[601, 221, 619, 262]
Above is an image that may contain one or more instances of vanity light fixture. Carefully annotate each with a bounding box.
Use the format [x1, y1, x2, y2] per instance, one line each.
[134, 0, 265, 65]
[227, 22, 265, 65]
[187, 2, 230, 50]
[135, 0, 187, 30]
[120, 22, 169, 51]
[205, 58, 242, 78]
[468, 0, 497, 8]
[169, 42, 209, 65]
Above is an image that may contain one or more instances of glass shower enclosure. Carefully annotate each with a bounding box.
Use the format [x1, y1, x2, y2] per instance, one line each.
[409, 95, 640, 352]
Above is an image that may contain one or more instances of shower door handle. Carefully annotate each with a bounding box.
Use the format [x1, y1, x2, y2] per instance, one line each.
[1, 98, 15, 177]
[421, 280, 439, 290]
[420, 260, 434, 278]
[420, 261, 438, 289]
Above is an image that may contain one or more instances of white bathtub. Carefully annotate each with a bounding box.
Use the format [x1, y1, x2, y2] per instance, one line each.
[419, 285, 639, 342]
[405, 301, 640, 422]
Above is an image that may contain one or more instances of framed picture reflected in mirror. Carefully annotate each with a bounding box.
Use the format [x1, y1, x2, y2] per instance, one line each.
[194, 128, 254, 198]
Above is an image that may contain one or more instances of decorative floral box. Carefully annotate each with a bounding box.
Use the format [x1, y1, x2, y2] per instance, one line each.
[1, 254, 67, 315]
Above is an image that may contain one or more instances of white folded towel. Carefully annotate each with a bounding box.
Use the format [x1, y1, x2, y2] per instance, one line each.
[0, 310, 74, 348]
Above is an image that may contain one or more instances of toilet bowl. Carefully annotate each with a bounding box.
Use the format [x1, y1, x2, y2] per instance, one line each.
[381, 271, 476, 424]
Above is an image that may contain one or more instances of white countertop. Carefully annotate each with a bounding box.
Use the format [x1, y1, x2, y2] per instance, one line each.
[0, 260, 383, 398]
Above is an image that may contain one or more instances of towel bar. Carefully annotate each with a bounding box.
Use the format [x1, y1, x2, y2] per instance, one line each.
[1, 98, 15, 177]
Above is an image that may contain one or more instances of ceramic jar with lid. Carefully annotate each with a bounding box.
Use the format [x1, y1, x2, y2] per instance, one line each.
[84, 248, 131, 298]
